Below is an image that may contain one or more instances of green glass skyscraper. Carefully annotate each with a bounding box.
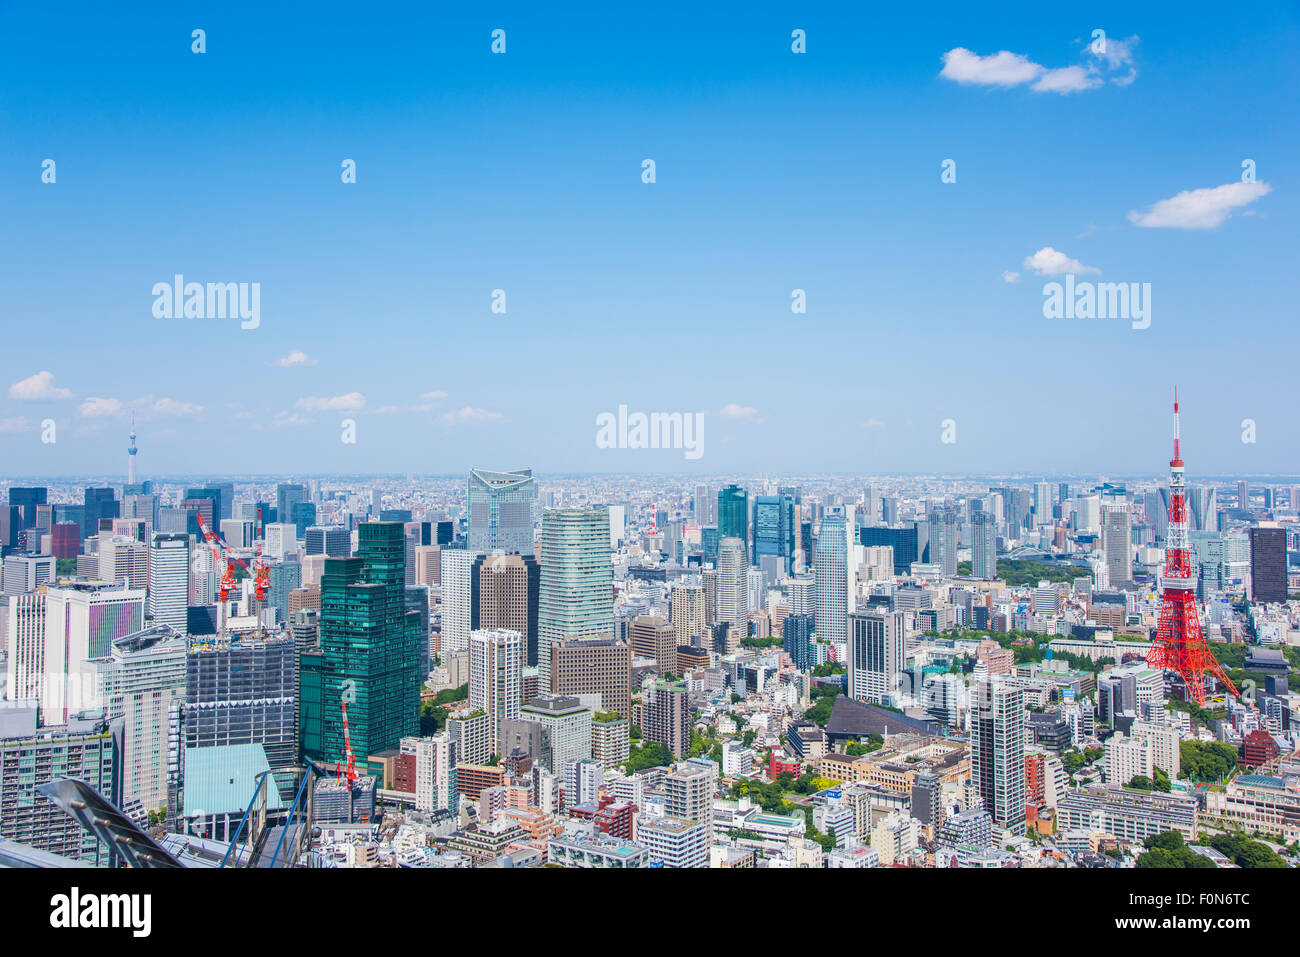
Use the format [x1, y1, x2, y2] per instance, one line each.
[537, 508, 613, 687]
[306, 521, 422, 768]
[718, 484, 748, 542]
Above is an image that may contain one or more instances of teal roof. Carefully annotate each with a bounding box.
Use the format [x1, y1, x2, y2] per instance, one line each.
[1237, 774, 1285, 788]
[183, 743, 285, 816]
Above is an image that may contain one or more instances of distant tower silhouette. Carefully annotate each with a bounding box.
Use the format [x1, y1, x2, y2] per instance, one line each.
[1146, 391, 1238, 705]
[127, 418, 138, 486]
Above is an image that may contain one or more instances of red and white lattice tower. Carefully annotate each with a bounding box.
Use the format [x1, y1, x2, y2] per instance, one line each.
[1146, 390, 1239, 705]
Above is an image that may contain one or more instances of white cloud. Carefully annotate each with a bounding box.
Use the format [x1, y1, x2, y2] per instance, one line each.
[9, 371, 72, 401]
[79, 397, 124, 418]
[295, 392, 366, 413]
[272, 411, 312, 428]
[1086, 34, 1139, 71]
[720, 403, 761, 420]
[0, 417, 31, 433]
[272, 350, 318, 367]
[860, 419, 886, 430]
[1127, 181, 1271, 230]
[371, 403, 435, 415]
[941, 38, 1139, 94]
[1032, 65, 1100, 94]
[79, 395, 204, 419]
[940, 48, 1042, 87]
[419, 390, 448, 400]
[145, 397, 204, 417]
[1023, 246, 1100, 276]
[441, 407, 504, 425]
[1002, 270, 1022, 284]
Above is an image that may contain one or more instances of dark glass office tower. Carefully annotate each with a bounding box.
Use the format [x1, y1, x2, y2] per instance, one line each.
[752, 494, 796, 573]
[277, 483, 307, 526]
[1248, 527, 1288, 603]
[83, 487, 119, 539]
[290, 501, 316, 537]
[183, 487, 222, 533]
[309, 522, 422, 767]
[861, 525, 919, 575]
[718, 484, 748, 542]
[8, 487, 46, 529]
[782, 613, 814, 671]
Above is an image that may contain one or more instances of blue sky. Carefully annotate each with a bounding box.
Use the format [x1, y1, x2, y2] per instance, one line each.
[2, 2, 1297, 477]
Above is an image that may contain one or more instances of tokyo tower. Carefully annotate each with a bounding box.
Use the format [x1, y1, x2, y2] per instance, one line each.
[1146, 390, 1239, 705]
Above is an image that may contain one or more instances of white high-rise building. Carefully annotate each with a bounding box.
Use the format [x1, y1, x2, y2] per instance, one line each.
[1105, 731, 1153, 786]
[1130, 720, 1181, 779]
[89, 624, 186, 813]
[41, 582, 145, 724]
[715, 537, 749, 627]
[1072, 495, 1101, 533]
[469, 627, 523, 751]
[147, 533, 190, 631]
[439, 548, 475, 655]
[814, 508, 854, 645]
[605, 505, 626, 547]
[264, 523, 298, 561]
[401, 733, 458, 812]
[98, 535, 149, 591]
[670, 578, 707, 646]
[1, 553, 55, 597]
[4, 593, 46, 703]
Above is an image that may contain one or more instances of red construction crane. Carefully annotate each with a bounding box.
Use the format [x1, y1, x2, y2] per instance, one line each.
[195, 513, 242, 605]
[251, 507, 271, 603]
[337, 698, 358, 787]
[194, 512, 270, 604]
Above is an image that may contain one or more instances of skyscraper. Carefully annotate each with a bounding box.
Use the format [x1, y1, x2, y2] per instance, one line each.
[468, 468, 536, 555]
[717, 484, 748, 542]
[439, 548, 474, 655]
[472, 551, 540, 666]
[277, 483, 307, 527]
[927, 507, 958, 577]
[860, 525, 918, 575]
[82, 487, 119, 540]
[752, 494, 796, 573]
[814, 508, 854, 646]
[670, 578, 707, 647]
[41, 582, 145, 724]
[849, 609, 906, 704]
[643, 678, 690, 758]
[1248, 526, 1287, 604]
[146, 533, 189, 631]
[469, 627, 523, 753]
[971, 510, 997, 581]
[310, 522, 422, 765]
[782, 613, 814, 672]
[551, 635, 632, 716]
[693, 483, 715, 526]
[715, 537, 749, 627]
[1100, 500, 1132, 587]
[537, 508, 613, 686]
[971, 677, 1026, 836]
